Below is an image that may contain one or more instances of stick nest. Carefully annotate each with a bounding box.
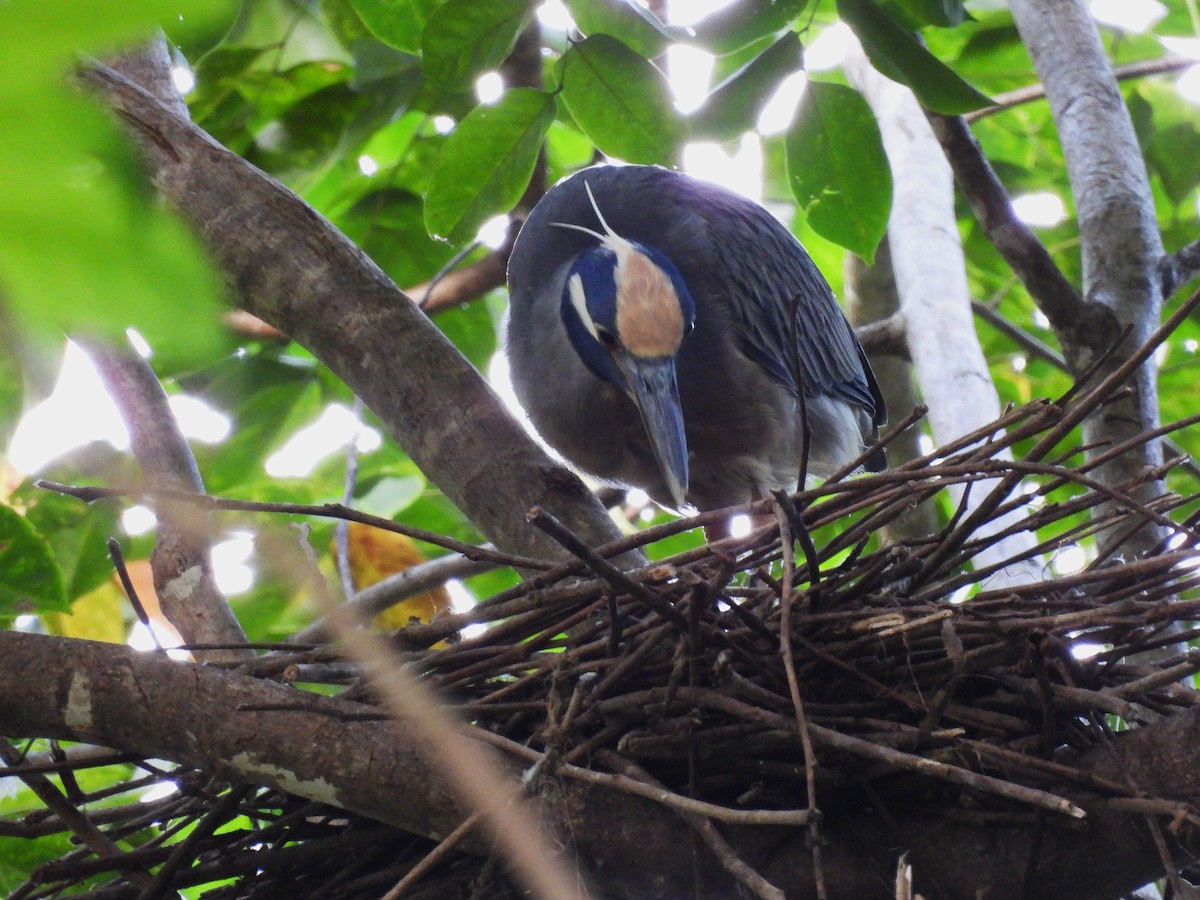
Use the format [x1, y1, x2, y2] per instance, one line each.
[7, 376, 1200, 899]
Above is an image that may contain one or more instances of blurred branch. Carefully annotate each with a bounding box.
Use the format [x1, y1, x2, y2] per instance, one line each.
[302, 525, 591, 900]
[846, 41, 1043, 586]
[853, 311, 908, 358]
[846, 244, 938, 543]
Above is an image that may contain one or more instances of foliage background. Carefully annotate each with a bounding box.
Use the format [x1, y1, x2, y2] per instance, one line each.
[1, 0, 1199, 893]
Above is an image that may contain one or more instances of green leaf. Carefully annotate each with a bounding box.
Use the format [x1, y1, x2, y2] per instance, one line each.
[348, 0, 439, 54]
[562, 0, 678, 59]
[421, 0, 533, 91]
[691, 0, 808, 54]
[425, 88, 556, 243]
[837, 0, 990, 115]
[558, 35, 685, 165]
[786, 81, 891, 261]
[0, 503, 68, 616]
[879, 0, 967, 29]
[0, 0, 237, 370]
[23, 492, 119, 602]
[1149, 122, 1200, 206]
[691, 31, 803, 141]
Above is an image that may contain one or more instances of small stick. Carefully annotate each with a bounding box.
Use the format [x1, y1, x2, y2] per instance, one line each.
[382, 811, 483, 899]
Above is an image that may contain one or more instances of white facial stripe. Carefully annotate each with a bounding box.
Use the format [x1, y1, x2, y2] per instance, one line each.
[567, 273, 600, 341]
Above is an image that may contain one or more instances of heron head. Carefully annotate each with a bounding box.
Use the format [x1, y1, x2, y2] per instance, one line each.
[553, 181, 696, 508]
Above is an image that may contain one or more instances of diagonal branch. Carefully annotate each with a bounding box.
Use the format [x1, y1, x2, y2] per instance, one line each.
[1160, 237, 1200, 298]
[965, 57, 1197, 124]
[75, 339, 250, 663]
[926, 112, 1088, 356]
[81, 57, 625, 564]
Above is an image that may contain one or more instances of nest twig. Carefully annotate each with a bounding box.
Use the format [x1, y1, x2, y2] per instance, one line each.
[6, 328, 1200, 897]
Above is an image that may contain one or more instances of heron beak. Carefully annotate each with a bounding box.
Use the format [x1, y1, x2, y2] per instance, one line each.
[618, 354, 689, 509]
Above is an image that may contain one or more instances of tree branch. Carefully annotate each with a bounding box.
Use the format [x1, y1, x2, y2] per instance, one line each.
[3, 631, 1199, 898]
[845, 243, 939, 543]
[965, 57, 1197, 124]
[75, 339, 250, 663]
[926, 112, 1088, 350]
[81, 59, 626, 565]
[1010, 0, 1169, 561]
[1161, 237, 1200, 298]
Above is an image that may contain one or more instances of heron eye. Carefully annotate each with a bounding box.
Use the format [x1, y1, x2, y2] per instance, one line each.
[595, 327, 617, 347]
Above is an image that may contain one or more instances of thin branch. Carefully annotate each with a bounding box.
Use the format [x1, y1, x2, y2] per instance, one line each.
[965, 57, 1197, 123]
[593, 749, 785, 900]
[410, 221, 520, 315]
[36, 481, 551, 571]
[294, 551, 496, 643]
[0, 739, 155, 890]
[1161, 237, 1200, 298]
[969, 299, 1200, 480]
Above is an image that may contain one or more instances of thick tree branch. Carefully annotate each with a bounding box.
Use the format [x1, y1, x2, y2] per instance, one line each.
[82, 60, 625, 564]
[2, 631, 1199, 898]
[75, 339, 250, 663]
[1010, 0, 1169, 560]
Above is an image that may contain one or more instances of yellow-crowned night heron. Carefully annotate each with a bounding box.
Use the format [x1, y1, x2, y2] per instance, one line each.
[505, 164, 886, 512]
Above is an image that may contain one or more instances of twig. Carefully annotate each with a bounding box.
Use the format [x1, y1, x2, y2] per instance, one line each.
[594, 750, 785, 900]
[774, 500, 826, 898]
[382, 811, 483, 899]
[0, 739, 155, 890]
[107, 537, 162, 652]
[474, 731, 813, 826]
[527, 506, 688, 629]
[37, 480, 550, 570]
[964, 57, 1197, 123]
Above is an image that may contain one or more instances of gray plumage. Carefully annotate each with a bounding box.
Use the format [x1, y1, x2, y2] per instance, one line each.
[505, 164, 885, 512]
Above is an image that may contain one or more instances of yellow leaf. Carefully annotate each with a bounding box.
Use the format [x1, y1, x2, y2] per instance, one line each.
[339, 522, 452, 630]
